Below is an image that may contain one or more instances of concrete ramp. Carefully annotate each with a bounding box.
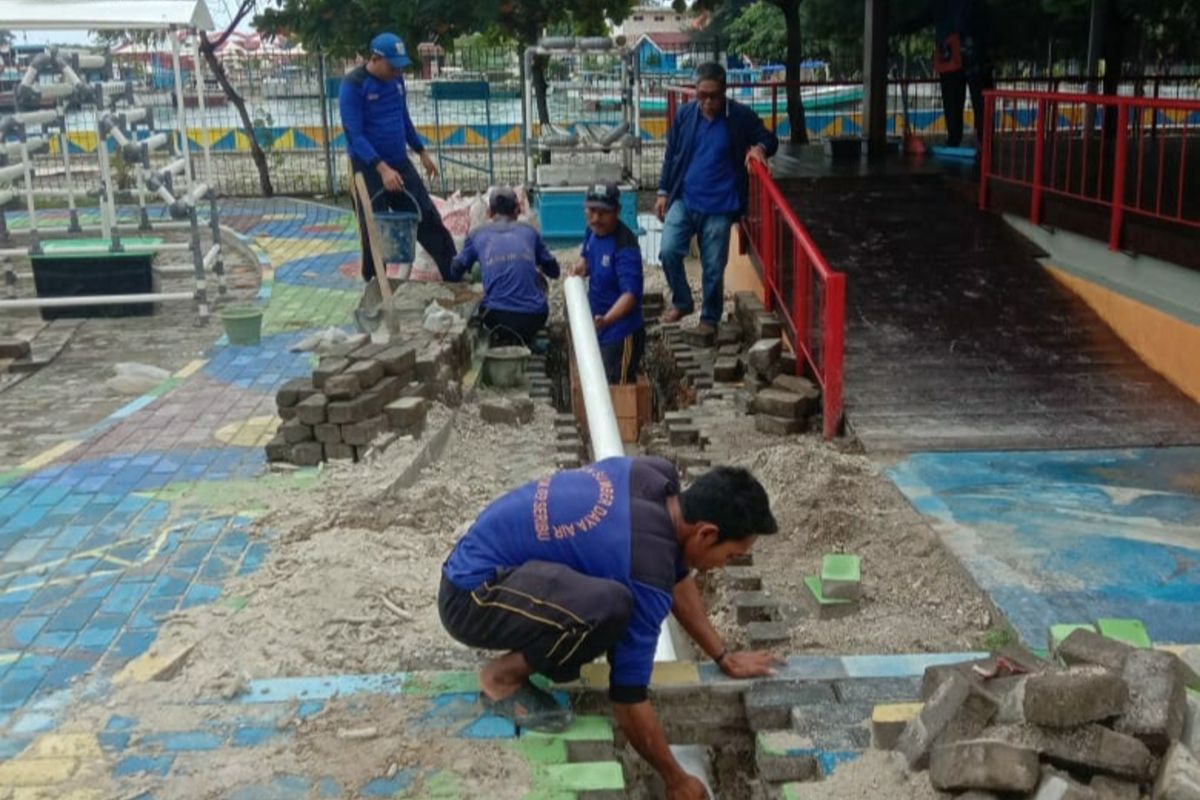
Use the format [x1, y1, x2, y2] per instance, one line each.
[778, 174, 1200, 452]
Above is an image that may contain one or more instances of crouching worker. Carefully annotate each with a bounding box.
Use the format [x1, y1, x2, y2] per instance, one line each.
[449, 187, 560, 348]
[567, 182, 644, 385]
[438, 456, 782, 800]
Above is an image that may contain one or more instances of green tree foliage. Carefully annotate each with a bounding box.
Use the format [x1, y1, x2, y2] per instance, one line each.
[726, 3, 787, 63]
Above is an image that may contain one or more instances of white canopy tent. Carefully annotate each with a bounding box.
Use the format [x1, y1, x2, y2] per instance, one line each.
[0, 0, 215, 32]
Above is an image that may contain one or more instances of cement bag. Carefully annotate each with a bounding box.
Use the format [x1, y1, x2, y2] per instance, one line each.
[422, 301, 460, 334]
[107, 362, 171, 394]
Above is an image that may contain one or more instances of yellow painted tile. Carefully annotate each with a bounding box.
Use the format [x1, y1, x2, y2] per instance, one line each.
[19, 440, 82, 472]
[0, 651, 20, 665]
[27, 734, 102, 760]
[650, 661, 701, 686]
[215, 415, 280, 447]
[0, 757, 78, 786]
[114, 644, 195, 684]
[872, 702, 923, 724]
[173, 359, 207, 379]
[13, 788, 103, 800]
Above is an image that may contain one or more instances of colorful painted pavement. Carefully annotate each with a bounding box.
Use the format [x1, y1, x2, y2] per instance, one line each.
[890, 447, 1200, 648]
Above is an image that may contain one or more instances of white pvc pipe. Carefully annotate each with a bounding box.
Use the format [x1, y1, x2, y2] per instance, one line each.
[192, 38, 213, 185]
[122, 107, 150, 126]
[202, 243, 220, 270]
[74, 54, 108, 71]
[30, 83, 76, 101]
[11, 110, 59, 127]
[0, 247, 27, 258]
[171, 35, 193, 191]
[0, 190, 15, 205]
[2, 137, 47, 156]
[0, 162, 30, 182]
[0, 292, 192, 309]
[30, 188, 93, 199]
[183, 182, 209, 206]
[140, 132, 170, 153]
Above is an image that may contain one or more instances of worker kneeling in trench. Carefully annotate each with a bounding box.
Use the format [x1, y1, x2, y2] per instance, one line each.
[438, 456, 782, 799]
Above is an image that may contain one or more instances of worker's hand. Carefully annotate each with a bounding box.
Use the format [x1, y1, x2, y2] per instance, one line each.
[377, 163, 404, 193]
[665, 774, 708, 800]
[655, 195, 668, 222]
[745, 144, 768, 168]
[593, 315, 608, 332]
[567, 258, 588, 278]
[718, 650, 784, 679]
[419, 151, 438, 179]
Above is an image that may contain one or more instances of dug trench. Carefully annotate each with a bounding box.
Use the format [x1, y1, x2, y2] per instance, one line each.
[47, 273, 1004, 796]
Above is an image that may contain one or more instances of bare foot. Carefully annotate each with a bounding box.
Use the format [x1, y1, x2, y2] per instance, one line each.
[478, 651, 532, 702]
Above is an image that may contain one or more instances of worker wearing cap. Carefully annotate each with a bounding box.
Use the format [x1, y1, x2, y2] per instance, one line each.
[567, 183, 644, 385]
[339, 32, 457, 282]
[448, 187, 561, 349]
[439, 457, 782, 800]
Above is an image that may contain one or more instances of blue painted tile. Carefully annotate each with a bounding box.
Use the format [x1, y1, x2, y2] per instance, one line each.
[190, 519, 226, 542]
[143, 730, 224, 751]
[231, 726, 278, 747]
[10, 616, 49, 646]
[114, 755, 175, 777]
[106, 714, 138, 730]
[78, 572, 119, 600]
[0, 670, 42, 710]
[238, 542, 270, 575]
[297, 700, 325, 718]
[31, 485, 72, 507]
[0, 735, 32, 759]
[458, 714, 516, 739]
[74, 614, 124, 650]
[56, 557, 99, 577]
[3, 536, 48, 564]
[112, 631, 156, 661]
[44, 597, 101, 633]
[129, 597, 178, 631]
[317, 777, 341, 797]
[99, 730, 132, 751]
[200, 556, 230, 582]
[181, 583, 222, 609]
[11, 710, 56, 734]
[6, 505, 50, 533]
[215, 530, 249, 555]
[40, 656, 93, 690]
[149, 574, 189, 600]
[171, 542, 213, 570]
[31, 630, 76, 650]
[27, 582, 77, 613]
[102, 581, 151, 615]
[50, 525, 92, 549]
[360, 772, 415, 797]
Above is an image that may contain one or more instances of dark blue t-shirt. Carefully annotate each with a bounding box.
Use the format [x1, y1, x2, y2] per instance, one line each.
[443, 457, 686, 691]
[582, 222, 644, 346]
[449, 220, 560, 314]
[682, 115, 740, 215]
[338, 66, 424, 167]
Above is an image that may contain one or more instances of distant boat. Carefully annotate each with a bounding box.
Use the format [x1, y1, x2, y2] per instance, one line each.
[639, 85, 863, 115]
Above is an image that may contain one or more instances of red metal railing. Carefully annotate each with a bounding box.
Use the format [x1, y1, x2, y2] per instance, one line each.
[980, 89, 1200, 251]
[744, 160, 846, 439]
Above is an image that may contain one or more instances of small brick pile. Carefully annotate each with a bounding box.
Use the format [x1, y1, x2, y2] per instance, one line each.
[866, 629, 1200, 800]
[729, 292, 821, 436]
[266, 337, 463, 466]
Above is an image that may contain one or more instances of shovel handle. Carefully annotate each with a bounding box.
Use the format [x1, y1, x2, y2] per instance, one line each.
[355, 172, 395, 310]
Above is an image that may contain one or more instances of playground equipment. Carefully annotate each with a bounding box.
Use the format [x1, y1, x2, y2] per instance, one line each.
[0, 0, 224, 323]
[523, 37, 642, 239]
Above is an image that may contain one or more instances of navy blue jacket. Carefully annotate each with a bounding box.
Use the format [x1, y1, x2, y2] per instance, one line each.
[658, 98, 779, 216]
[338, 65, 424, 169]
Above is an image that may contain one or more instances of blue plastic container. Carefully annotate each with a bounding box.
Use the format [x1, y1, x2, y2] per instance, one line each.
[536, 188, 641, 242]
[374, 190, 422, 266]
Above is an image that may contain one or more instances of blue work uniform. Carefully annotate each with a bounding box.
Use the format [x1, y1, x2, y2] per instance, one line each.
[582, 222, 645, 384]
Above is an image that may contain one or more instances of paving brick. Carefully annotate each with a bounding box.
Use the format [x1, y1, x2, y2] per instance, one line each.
[264, 435, 290, 463]
[668, 425, 701, 446]
[274, 378, 311, 409]
[280, 419, 314, 445]
[753, 313, 782, 341]
[291, 441, 324, 467]
[375, 376, 404, 405]
[0, 337, 32, 360]
[790, 703, 874, 751]
[724, 566, 762, 592]
[871, 703, 923, 750]
[930, 739, 1040, 793]
[746, 621, 790, 650]
[1089, 775, 1140, 800]
[1058, 629, 1136, 672]
[1114, 649, 1186, 754]
[755, 414, 803, 436]
[295, 395, 328, 425]
[920, 659, 990, 700]
[480, 398, 534, 426]
[755, 731, 822, 783]
[683, 327, 715, 348]
[1005, 723, 1155, 782]
[322, 373, 362, 400]
[1016, 667, 1128, 729]
[312, 357, 349, 389]
[820, 554, 862, 601]
[345, 359, 384, 390]
[754, 388, 809, 419]
[347, 342, 391, 362]
[1152, 743, 1200, 800]
[1032, 769, 1098, 800]
[771, 373, 820, 402]
[324, 443, 355, 461]
[898, 671, 997, 770]
[712, 357, 741, 382]
[342, 415, 386, 447]
[746, 338, 781, 376]
[386, 398, 429, 432]
[835, 677, 922, 705]
[734, 591, 778, 625]
[328, 395, 372, 425]
[314, 423, 341, 444]
[277, 405, 298, 421]
[801, 576, 857, 620]
[744, 681, 837, 731]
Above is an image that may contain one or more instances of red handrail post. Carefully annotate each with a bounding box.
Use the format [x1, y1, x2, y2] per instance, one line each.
[823, 272, 846, 439]
[979, 92, 994, 210]
[759, 167, 777, 314]
[666, 90, 677, 130]
[1108, 101, 1129, 251]
[793, 248, 810, 367]
[1031, 98, 1047, 225]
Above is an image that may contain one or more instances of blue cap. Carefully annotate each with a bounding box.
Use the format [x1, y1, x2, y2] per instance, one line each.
[370, 33, 411, 69]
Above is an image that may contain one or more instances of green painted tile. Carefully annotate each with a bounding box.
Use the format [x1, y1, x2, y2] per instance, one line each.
[821, 554, 860, 583]
[531, 762, 623, 792]
[782, 784, 806, 800]
[1048, 623, 1097, 649]
[222, 596, 250, 612]
[521, 716, 613, 744]
[146, 377, 181, 398]
[0, 469, 24, 487]
[521, 793, 576, 800]
[1097, 618, 1152, 648]
[402, 671, 479, 696]
[509, 737, 570, 766]
[803, 575, 853, 606]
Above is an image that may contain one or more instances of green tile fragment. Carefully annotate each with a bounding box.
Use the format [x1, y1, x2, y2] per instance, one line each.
[821, 554, 860, 583]
[531, 762, 624, 793]
[522, 716, 613, 743]
[222, 596, 249, 612]
[803, 575, 853, 606]
[510, 736, 570, 766]
[1097, 618, 1152, 649]
[402, 670, 479, 696]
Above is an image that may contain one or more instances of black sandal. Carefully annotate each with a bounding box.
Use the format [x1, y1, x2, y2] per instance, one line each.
[481, 681, 574, 733]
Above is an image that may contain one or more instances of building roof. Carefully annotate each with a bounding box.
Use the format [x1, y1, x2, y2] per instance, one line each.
[638, 32, 693, 50]
[0, 0, 215, 31]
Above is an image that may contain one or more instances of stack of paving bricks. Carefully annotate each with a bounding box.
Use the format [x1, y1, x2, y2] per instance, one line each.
[862, 624, 1200, 800]
[801, 554, 862, 620]
[266, 339, 443, 466]
[553, 412, 588, 470]
[731, 291, 821, 436]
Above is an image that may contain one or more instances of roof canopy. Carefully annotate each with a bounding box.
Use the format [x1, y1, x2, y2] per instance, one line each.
[0, 0, 216, 32]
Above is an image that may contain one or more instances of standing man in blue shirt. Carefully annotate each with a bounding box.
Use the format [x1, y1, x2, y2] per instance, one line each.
[448, 187, 560, 348]
[439, 457, 781, 800]
[657, 62, 779, 335]
[339, 32, 457, 282]
[568, 183, 644, 385]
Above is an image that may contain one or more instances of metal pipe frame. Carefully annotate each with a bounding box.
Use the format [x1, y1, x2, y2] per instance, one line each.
[171, 33, 194, 194]
[192, 37, 213, 185]
[187, 206, 208, 324]
[0, 292, 194, 310]
[207, 193, 226, 295]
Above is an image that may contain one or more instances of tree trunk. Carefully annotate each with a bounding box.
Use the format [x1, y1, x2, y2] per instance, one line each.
[779, 0, 808, 145]
[532, 53, 551, 127]
[200, 34, 274, 197]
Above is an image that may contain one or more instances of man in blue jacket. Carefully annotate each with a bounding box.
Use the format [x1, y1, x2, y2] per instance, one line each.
[339, 32, 456, 281]
[657, 62, 779, 335]
[439, 457, 781, 800]
[449, 187, 560, 348]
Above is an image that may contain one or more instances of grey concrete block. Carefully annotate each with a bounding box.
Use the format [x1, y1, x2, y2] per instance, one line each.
[480, 398, 534, 426]
[295, 394, 329, 425]
[314, 423, 341, 444]
[747, 338, 782, 376]
[771, 372, 820, 400]
[342, 415, 386, 447]
[754, 313, 782, 341]
[344, 358, 385, 390]
[898, 672, 997, 770]
[328, 395, 371, 425]
[264, 434, 290, 463]
[1183, 691, 1199, 757]
[834, 677, 922, 705]
[1032, 770, 1098, 800]
[275, 377, 312, 409]
[323, 373, 362, 400]
[755, 414, 804, 436]
[790, 702, 874, 750]
[724, 566, 762, 592]
[930, 739, 1040, 793]
[920, 660, 989, 700]
[280, 418, 314, 444]
[746, 621, 790, 650]
[713, 357, 741, 382]
[735, 591, 778, 625]
[278, 406, 298, 421]
[754, 388, 807, 419]
[347, 342, 390, 362]
[1021, 667, 1129, 728]
[312, 357, 349, 389]
[744, 681, 837, 731]
[1152, 743, 1200, 800]
[0, 337, 32, 360]
[1116, 649, 1187, 754]
[669, 425, 701, 446]
[377, 346, 417, 379]
[683, 327, 715, 348]
[1010, 723, 1155, 782]
[1057, 629, 1135, 672]
[324, 442, 355, 461]
[755, 731, 822, 783]
[385, 398, 429, 432]
[1090, 775, 1141, 800]
[291, 441, 324, 467]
